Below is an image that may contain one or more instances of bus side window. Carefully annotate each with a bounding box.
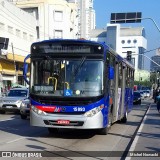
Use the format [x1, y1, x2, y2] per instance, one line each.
[118, 63, 122, 88]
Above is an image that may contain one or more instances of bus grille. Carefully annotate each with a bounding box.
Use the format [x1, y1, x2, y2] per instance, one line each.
[45, 112, 85, 115]
[44, 120, 84, 126]
[38, 100, 90, 106]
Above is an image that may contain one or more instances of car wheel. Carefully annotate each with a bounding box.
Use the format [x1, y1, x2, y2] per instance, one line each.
[21, 114, 27, 119]
[0, 110, 6, 114]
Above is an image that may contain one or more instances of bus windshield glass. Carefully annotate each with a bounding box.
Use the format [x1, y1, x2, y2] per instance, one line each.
[31, 58, 104, 97]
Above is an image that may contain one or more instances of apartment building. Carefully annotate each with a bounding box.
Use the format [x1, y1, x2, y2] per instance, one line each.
[75, 0, 96, 39]
[90, 24, 147, 70]
[150, 48, 160, 71]
[12, 0, 79, 41]
[0, 0, 36, 93]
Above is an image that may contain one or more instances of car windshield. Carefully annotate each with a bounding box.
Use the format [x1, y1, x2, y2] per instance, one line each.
[8, 90, 28, 97]
[134, 92, 140, 96]
[31, 58, 104, 97]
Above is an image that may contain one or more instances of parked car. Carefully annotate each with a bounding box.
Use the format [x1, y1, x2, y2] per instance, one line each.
[156, 95, 160, 113]
[20, 99, 30, 119]
[145, 90, 150, 97]
[0, 88, 29, 114]
[133, 91, 141, 105]
[140, 91, 145, 100]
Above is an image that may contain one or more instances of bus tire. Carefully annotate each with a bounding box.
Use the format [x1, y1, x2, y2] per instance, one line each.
[48, 128, 59, 134]
[108, 105, 113, 127]
[99, 127, 109, 135]
[0, 110, 5, 114]
[21, 114, 27, 120]
[121, 110, 128, 123]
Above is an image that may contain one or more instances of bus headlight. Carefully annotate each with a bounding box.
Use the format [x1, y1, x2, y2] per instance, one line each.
[21, 102, 27, 107]
[84, 104, 104, 117]
[31, 105, 47, 115]
[17, 100, 22, 104]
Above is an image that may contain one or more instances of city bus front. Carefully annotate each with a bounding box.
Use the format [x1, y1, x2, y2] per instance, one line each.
[29, 41, 109, 131]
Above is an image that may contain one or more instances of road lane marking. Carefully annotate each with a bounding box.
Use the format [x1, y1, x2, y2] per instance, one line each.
[125, 105, 150, 160]
[0, 118, 13, 121]
[6, 137, 26, 144]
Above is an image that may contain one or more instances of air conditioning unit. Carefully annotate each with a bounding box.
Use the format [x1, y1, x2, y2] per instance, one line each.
[0, 49, 8, 55]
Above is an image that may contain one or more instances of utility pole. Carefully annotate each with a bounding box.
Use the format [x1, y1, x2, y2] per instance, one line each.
[11, 43, 18, 84]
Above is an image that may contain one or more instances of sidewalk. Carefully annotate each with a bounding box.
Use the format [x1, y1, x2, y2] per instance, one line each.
[126, 103, 160, 159]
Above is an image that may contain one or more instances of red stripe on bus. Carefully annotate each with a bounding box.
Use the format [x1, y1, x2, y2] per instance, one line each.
[35, 105, 56, 112]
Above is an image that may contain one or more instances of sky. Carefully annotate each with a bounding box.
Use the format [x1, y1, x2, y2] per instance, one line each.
[94, 0, 160, 70]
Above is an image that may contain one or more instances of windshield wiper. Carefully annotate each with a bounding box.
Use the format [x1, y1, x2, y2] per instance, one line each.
[73, 57, 86, 77]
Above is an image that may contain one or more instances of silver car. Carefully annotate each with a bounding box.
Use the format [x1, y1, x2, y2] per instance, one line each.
[20, 99, 30, 119]
[0, 88, 29, 114]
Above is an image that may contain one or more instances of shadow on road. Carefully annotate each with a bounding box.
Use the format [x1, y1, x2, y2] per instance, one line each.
[0, 113, 96, 139]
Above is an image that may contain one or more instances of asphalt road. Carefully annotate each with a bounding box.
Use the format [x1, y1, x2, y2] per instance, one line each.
[0, 100, 152, 160]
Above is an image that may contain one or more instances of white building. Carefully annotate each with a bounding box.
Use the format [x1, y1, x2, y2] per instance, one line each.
[13, 0, 79, 41]
[77, 0, 95, 39]
[90, 24, 147, 70]
[0, 0, 36, 92]
[119, 26, 147, 70]
[68, 0, 96, 39]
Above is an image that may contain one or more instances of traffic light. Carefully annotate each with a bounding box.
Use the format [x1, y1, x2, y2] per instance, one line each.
[127, 51, 132, 61]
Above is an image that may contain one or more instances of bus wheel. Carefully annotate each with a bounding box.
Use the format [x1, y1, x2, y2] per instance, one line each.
[121, 111, 128, 123]
[108, 105, 113, 127]
[21, 114, 27, 120]
[99, 127, 109, 135]
[0, 110, 5, 114]
[48, 128, 59, 134]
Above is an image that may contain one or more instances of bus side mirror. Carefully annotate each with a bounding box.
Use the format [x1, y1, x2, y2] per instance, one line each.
[23, 54, 30, 84]
[108, 67, 114, 80]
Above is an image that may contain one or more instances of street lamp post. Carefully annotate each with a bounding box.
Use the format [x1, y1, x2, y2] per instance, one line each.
[132, 53, 160, 68]
[141, 17, 160, 33]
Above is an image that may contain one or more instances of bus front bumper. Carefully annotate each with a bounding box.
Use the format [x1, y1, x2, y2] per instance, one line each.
[30, 110, 104, 129]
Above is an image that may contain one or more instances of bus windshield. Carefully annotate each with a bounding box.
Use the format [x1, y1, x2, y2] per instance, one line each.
[31, 58, 104, 97]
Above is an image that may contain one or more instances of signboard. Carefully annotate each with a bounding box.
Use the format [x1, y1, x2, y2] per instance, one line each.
[110, 12, 142, 23]
[0, 37, 9, 50]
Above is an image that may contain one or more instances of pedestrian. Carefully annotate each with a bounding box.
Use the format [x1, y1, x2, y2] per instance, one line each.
[153, 88, 157, 103]
[154, 87, 160, 103]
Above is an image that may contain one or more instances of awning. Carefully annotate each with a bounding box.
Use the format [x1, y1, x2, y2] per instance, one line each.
[0, 61, 15, 75]
[7, 53, 30, 63]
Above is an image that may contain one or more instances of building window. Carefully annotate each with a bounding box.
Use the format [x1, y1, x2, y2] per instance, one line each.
[133, 39, 137, 43]
[0, 22, 5, 30]
[8, 26, 13, 34]
[54, 11, 63, 21]
[54, 30, 63, 38]
[127, 40, 131, 44]
[23, 32, 27, 40]
[36, 26, 40, 39]
[16, 29, 21, 37]
[29, 35, 34, 42]
[121, 40, 125, 44]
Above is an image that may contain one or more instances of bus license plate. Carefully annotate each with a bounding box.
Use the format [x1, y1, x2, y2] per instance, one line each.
[6, 106, 12, 108]
[57, 120, 70, 125]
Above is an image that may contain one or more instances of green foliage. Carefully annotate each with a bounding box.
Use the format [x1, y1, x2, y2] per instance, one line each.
[134, 80, 152, 87]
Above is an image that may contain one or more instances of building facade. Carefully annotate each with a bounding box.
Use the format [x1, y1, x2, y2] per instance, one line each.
[119, 26, 147, 70]
[68, 0, 96, 39]
[150, 48, 160, 72]
[0, 0, 36, 95]
[90, 24, 147, 70]
[78, 0, 96, 39]
[12, 0, 79, 41]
